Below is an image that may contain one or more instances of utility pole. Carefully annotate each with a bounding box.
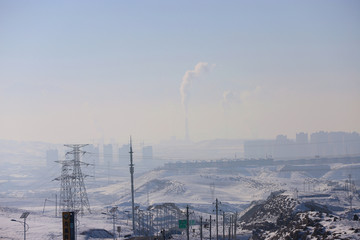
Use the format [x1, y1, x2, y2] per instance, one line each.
[303, 180, 305, 192]
[24, 217, 27, 240]
[110, 207, 117, 240]
[186, 205, 190, 240]
[210, 183, 215, 202]
[209, 215, 212, 240]
[229, 215, 232, 240]
[161, 229, 165, 240]
[113, 213, 116, 240]
[233, 212, 237, 240]
[138, 210, 142, 236]
[348, 174, 353, 210]
[222, 212, 226, 240]
[200, 216, 203, 240]
[214, 198, 220, 240]
[349, 174, 352, 195]
[129, 137, 136, 235]
[55, 194, 57, 218]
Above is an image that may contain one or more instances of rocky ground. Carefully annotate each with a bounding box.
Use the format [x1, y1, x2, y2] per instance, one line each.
[238, 192, 360, 240]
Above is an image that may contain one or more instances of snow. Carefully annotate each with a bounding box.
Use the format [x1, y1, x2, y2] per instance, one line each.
[1, 147, 360, 239]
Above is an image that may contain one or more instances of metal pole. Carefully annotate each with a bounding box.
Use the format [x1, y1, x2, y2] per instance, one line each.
[146, 212, 149, 237]
[43, 199, 47, 214]
[74, 211, 79, 240]
[24, 218, 26, 240]
[138, 211, 141, 235]
[186, 205, 190, 240]
[229, 215, 232, 239]
[209, 215, 212, 240]
[162, 229, 165, 240]
[215, 199, 219, 240]
[222, 212, 225, 240]
[55, 194, 58, 218]
[234, 212, 237, 240]
[113, 214, 116, 240]
[200, 216, 203, 240]
[129, 137, 136, 234]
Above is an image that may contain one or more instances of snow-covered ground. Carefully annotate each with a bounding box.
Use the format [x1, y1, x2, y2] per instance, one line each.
[1, 151, 360, 239]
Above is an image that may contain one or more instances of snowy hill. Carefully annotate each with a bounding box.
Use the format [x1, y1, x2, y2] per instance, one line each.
[1, 154, 360, 239]
[239, 192, 360, 239]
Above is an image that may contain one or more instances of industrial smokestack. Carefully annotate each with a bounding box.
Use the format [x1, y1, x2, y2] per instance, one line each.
[180, 62, 211, 110]
[180, 62, 214, 141]
[185, 116, 189, 141]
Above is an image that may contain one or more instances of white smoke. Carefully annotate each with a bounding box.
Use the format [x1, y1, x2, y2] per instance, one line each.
[222, 86, 263, 108]
[180, 62, 215, 140]
[180, 62, 214, 110]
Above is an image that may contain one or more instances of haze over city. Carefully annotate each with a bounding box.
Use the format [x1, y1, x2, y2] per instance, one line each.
[2, 2, 360, 239]
[1, 0, 359, 145]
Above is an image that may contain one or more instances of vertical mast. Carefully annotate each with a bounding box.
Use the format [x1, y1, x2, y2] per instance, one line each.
[186, 205, 190, 240]
[215, 198, 219, 240]
[129, 137, 136, 234]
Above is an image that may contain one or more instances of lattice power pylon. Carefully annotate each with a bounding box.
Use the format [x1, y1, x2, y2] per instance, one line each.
[55, 159, 73, 212]
[55, 144, 91, 215]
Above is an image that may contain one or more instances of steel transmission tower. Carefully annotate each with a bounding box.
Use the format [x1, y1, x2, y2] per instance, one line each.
[55, 144, 91, 215]
[56, 159, 72, 213]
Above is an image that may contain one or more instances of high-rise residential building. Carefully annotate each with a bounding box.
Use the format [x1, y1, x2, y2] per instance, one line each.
[328, 132, 345, 156]
[103, 144, 113, 165]
[118, 144, 130, 163]
[344, 132, 360, 156]
[84, 144, 100, 165]
[296, 132, 308, 144]
[296, 132, 309, 158]
[244, 131, 360, 160]
[310, 131, 329, 157]
[274, 135, 295, 159]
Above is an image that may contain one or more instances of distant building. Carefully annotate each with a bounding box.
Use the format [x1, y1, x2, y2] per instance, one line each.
[344, 132, 360, 156]
[244, 140, 274, 159]
[84, 144, 100, 165]
[296, 132, 309, 158]
[103, 144, 113, 165]
[118, 144, 130, 163]
[274, 135, 294, 159]
[328, 132, 345, 156]
[310, 131, 329, 157]
[296, 132, 308, 144]
[244, 131, 360, 160]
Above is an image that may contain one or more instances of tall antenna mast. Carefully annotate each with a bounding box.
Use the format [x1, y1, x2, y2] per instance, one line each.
[129, 137, 136, 234]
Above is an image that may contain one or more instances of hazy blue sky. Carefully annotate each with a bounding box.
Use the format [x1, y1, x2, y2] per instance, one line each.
[0, 0, 359, 144]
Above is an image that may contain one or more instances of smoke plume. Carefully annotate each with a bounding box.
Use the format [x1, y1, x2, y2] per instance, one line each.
[180, 62, 214, 140]
[180, 62, 213, 110]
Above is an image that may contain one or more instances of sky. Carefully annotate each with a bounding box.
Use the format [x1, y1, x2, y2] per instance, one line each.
[0, 0, 359, 145]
